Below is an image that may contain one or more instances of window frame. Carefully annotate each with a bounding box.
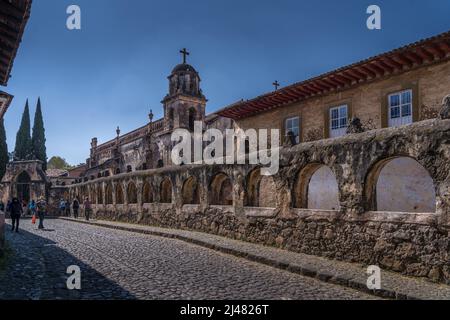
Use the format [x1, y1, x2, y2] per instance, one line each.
[329, 104, 349, 138]
[285, 116, 300, 144]
[388, 89, 413, 127]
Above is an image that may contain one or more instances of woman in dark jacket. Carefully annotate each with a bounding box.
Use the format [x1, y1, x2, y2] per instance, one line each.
[72, 198, 80, 219]
[36, 198, 47, 230]
[10, 198, 23, 233]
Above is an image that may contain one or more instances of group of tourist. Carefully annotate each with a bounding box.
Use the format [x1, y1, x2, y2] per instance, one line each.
[0, 197, 47, 233]
[58, 197, 92, 221]
[0, 196, 93, 234]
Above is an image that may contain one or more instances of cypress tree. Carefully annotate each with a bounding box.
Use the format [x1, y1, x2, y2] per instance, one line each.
[32, 97, 47, 170]
[0, 118, 8, 179]
[14, 99, 33, 160]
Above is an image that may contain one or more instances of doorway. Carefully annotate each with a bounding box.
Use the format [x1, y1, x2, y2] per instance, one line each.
[16, 171, 31, 203]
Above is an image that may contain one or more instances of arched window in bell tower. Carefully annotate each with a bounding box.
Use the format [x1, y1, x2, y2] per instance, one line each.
[168, 108, 174, 122]
[188, 108, 196, 131]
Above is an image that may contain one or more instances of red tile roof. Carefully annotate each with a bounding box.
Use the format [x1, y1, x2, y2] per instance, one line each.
[217, 30, 450, 120]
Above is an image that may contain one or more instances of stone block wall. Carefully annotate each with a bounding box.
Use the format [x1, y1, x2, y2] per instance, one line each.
[235, 60, 450, 141]
[64, 118, 450, 284]
[0, 211, 4, 257]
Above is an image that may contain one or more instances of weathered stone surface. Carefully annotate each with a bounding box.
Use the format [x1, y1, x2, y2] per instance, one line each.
[439, 95, 450, 120]
[346, 117, 365, 134]
[66, 119, 450, 284]
[0, 212, 4, 257]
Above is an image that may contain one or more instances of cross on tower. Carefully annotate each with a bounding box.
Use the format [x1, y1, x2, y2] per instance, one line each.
[273, 80, 280, 91]
[180, 48, 190, 64]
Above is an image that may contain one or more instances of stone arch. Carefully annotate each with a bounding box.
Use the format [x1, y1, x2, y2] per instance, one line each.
[142, 181, 153, 204]
[115, 183, 124, 204]
[90, 186, 96, 202]
[127, 181, 138, 204]
[160, 178, 172, 204]
[97, 184, 103, 205]
[182, 176, 200, 205]
[81, 186, 88, 200]
[245, 168, 277, 208]
[209, 173, 233, 205]
[105, 184, 113, 205]
[15, 171, 31, 202]
[364, 156, 436, 213]
[293, 163, 340, 210]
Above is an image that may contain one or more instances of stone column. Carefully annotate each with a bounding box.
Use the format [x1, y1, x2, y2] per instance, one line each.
[335, 164, 365, 215]
[0, 210, 4, 258]
[199, 169, 208, 211]
[174, 175, 183, 215]
[436, 179, 450, 227]
[123, 181, 129, 206]
[232, 169, 245, 218]
[136, 178, 144, 222]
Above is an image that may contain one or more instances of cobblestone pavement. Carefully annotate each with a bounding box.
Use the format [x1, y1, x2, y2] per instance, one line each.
[67, 219, 450, 300]
[0, 219, 378, 300]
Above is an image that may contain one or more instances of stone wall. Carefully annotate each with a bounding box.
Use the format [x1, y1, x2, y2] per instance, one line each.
[235, 60, 450, 141]
[0, 211, 4, 257]
[64, 118, 450, 284]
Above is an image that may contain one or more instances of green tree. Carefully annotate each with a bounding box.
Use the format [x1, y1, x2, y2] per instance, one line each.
[14, 100, 33, 160]
[47, 156, 72, 170]
[0, 118, 8, 179]
[32, 97, 47, 170]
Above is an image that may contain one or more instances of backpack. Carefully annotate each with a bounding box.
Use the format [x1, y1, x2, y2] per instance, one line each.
[37, 201, 46, 213]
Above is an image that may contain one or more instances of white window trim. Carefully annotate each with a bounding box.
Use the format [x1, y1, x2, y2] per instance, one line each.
[388, 89, 413, 128]
[329, 105, 348, 138]
[285, 116, 300, 144]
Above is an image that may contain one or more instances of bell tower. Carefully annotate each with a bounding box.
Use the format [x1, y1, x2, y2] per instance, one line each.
[162, 48, 207, 131]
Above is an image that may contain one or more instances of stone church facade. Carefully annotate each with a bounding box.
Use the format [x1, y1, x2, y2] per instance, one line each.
[81, 56, 233, 181]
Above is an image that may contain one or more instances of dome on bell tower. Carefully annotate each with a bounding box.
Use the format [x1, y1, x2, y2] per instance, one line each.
[171, 63, 198, 74]
[162, 49, 207, 132]
[164, 48, 205, 100]
[167, 63, 203, 98]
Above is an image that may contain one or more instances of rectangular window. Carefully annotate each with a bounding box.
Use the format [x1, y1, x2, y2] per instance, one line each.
[285, 117, 300, 144]
[329, 105, 348, 138]
[388, 89, 413, 127]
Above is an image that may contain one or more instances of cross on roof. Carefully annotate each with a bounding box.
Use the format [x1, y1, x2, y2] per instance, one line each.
[273, 80, 280, 91]
[180, 48, 190, 64]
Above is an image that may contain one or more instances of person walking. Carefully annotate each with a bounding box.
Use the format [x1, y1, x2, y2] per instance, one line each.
[83, 197, 92, 221]
[36, 198, 47, 230]
[22, 200, 29, 215]
[72, 198, 80, 219]
[10, 198, 22, 233]
[59, 199, 66, 216]
[65, 200, 71, 216]
[29, 200, 36, 217]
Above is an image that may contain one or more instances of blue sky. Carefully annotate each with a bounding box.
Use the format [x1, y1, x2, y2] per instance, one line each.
[3, 0, 450, 165]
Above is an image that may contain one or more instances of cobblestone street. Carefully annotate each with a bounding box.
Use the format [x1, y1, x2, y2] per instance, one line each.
[0, 219, 377, 300]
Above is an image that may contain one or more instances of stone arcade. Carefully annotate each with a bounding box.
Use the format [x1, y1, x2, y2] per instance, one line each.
[65, 110, 450, 284]
[8, 30, 450, 283]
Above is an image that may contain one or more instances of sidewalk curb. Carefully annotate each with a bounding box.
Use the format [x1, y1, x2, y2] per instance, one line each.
[60, 218, 437, 300]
